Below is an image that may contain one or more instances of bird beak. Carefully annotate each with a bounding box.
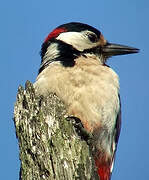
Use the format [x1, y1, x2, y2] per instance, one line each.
[102, 42, 139, 57]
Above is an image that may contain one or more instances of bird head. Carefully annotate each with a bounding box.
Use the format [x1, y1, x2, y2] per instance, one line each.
[39, 22, 139, 73]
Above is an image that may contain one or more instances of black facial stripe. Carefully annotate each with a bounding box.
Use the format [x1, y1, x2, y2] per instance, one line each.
[56, 39, 80, 59]
[82, 46, 102, 55]
[40, 39, 80, 59]
[39, 40, 81, 74]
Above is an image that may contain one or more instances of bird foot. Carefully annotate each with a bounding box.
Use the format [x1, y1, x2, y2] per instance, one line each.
[66, 116, 93, 144]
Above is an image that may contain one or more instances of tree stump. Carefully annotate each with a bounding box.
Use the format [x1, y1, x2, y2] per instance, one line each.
[14, 81, 99, 180]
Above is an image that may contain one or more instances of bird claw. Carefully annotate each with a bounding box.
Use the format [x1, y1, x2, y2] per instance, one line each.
[66, 116, 93, 144]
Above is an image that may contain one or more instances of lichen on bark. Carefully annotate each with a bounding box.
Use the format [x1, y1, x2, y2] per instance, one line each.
[14, 81, 99, 180]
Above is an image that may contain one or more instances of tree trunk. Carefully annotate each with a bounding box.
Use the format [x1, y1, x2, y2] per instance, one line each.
[13, 81, 99, 180]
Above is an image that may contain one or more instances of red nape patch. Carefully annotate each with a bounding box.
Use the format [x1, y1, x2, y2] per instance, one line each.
[44, 27, 67, 43]
[95, 159, 111, 180]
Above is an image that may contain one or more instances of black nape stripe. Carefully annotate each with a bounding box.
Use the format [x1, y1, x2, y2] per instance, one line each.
[39, 40, 80, 74]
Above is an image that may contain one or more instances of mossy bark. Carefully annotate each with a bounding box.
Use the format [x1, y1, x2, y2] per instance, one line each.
[14, 81, 99, 180]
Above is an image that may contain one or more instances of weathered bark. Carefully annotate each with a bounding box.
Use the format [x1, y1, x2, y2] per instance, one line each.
[14, 81, 99, 180]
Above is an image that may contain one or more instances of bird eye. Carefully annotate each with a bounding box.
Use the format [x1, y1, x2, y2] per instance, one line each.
[88, 34, 98, 43]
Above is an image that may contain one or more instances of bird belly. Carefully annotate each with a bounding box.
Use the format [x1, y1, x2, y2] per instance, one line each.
[34, 59, 120, 180]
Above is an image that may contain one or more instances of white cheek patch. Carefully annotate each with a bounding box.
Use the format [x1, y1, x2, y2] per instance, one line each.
[56, 32, 93, 51]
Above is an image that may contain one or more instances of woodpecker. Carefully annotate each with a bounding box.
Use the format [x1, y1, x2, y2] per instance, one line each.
[34, 22, 139, 180]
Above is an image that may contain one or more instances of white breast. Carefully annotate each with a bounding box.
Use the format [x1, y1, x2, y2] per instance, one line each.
[34, 56, 120, 133]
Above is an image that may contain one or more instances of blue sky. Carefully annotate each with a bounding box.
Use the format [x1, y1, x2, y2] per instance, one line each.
[1, 0, 148, 179]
